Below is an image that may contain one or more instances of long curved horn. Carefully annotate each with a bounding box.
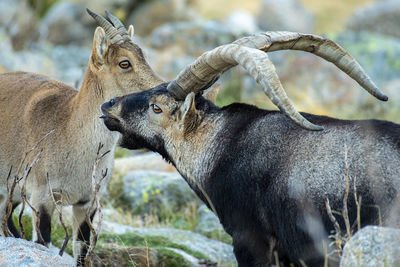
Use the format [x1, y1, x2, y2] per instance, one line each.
[86, 8, 124, 44]
[168, 44, 324, 131]
[233, 31, 388, 101]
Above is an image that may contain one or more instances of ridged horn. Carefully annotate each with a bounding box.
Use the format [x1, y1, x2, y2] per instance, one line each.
[233, 31, 388, 101]
[105, 10, 130, 38]
[167, 44, 324, 131]
[86, 8, 124, 44]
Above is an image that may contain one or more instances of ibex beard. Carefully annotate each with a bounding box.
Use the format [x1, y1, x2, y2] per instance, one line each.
[101, 83, 400, 266]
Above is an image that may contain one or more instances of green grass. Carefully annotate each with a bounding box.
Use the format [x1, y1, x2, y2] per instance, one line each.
[101, 232, 208, 260]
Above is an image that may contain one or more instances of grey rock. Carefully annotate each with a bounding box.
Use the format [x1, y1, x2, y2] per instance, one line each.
[256, 0, 314, 32]
[346, 0, 400, 39]
[195, 204, 225, 236]
[40, 2, 91, 46]
[123, 170, 201, 215]
[100, 221, 235, 265]
[333, 31, 400, 85]
[0, 0, 39, 50]
[225, 10, 259, 36]
[164, 248, 200, 266]
[114, 152, 176, 176]
[132, 227, 235, 264]
[0, 38, 90, 88]
[127, 0, 200, 37]
[146, 20, 237, 79]
[0, 237, 74, 267]
[340, 226, 400, 267]
[149, 20, 236, 53]
[101, 221, 137, 235]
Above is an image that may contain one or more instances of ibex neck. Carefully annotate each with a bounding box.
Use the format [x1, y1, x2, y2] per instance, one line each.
[71, 67, 106, 114]
[167, 113, 224, 192]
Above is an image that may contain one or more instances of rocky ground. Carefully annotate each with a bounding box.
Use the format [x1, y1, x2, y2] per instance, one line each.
[1, 0, 400, 266]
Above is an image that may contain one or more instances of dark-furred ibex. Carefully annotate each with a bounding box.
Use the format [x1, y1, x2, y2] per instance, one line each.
[100, 33, 399, 266]
[0, 9, 163, 265]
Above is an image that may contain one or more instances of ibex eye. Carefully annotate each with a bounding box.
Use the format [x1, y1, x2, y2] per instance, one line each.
[151, 104, 162, 114]
[119, 60, 131, 69]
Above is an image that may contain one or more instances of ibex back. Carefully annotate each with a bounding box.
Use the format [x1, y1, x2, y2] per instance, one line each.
[0, 10, 163, 266]
[100, 33, 399, 266]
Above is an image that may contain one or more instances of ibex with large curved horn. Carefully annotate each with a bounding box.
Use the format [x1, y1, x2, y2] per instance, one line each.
[100, 33, 399, 266]
[0, 9, 162, 266]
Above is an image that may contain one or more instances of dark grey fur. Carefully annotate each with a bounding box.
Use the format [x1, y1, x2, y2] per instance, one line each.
[101, 84, 400, 266]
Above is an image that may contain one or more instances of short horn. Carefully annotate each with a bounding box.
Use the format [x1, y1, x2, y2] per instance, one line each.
[233, 31, 388, 101]
[168, 44, 323, 131]
[105, 10, 130, 38]
[86, 8, 123, 44]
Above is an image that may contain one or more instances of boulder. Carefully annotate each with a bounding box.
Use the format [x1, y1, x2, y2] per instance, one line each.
[0, 237, 74, 266]
[346, 0, 400, 39]
[194, 204, 231, 244]
[101, 225, 235, 265]
[114, 152, 176, 176]
[126, 0, 200, 37]
[40, 2, 92, 46]
[147, 20, 237, 79]
[0, 0, 39, 50]
[256, 0, 314, 32]
[133, 227, 235, 264]
[123, 170, 201, 215]
[225, 10, 258, 36]
[340, 226, 400, 267]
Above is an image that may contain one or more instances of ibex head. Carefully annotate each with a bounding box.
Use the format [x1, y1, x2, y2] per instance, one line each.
[101, 32, 388, 139]
[86, 9, 163, 99]
[100, 84, 214, 155]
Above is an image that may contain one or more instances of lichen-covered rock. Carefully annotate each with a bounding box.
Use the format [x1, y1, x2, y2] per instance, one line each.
[133, 228, 235, 265]
[333, 31, 400, 86]
[256, 0, 314, 32]
[123, 170, 201, 215]
[100, 226, 236, 265]
[346, 0, 400, 39]
[0, 237, 74, 267]
[340, 226, 400, 267]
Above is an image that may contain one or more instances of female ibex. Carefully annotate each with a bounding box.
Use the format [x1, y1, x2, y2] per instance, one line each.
[0, 10, 163, 265]
[101, 33, 399, 266]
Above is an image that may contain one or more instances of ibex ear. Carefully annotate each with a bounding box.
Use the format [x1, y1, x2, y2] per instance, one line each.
[92, 27, 109, 68]
[203, 83, 220, 103]
[128, 25, 135, 39]
[180, 92, 199, 134]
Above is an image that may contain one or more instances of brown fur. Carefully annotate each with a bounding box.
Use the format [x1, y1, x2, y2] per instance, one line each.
[0, 26, 163, 263]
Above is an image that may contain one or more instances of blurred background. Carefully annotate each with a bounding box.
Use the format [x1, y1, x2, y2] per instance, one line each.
[1, 0, 399, 265]
[0, 0, 399, 121]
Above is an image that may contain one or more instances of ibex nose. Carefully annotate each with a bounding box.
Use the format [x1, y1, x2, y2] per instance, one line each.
[100, 97, 119, 118]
